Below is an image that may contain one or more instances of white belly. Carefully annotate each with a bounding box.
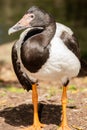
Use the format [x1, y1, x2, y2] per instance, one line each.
[33, 37, 81, 82]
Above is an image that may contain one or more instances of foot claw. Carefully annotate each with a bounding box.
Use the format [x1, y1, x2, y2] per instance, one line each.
[20, 123, 46, 130]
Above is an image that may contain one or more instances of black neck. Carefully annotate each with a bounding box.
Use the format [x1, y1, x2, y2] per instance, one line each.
[23, 28, 44, 42]
[20, 22, 56, 73]
[23, 22, 56, 47]
[42, 22, 56, 47]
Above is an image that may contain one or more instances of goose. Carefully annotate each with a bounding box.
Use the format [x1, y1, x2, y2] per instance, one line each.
[8, 6, 81, 130]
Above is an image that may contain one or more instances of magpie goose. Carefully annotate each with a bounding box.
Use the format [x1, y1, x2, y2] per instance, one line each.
[8, 6, 81, 130]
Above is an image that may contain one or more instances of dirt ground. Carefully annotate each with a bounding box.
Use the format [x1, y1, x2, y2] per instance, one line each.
[0, 42, 87, 130]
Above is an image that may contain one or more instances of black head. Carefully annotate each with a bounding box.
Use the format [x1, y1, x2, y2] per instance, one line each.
[27, 6, 55, 27]
[8, 6, 55, 35]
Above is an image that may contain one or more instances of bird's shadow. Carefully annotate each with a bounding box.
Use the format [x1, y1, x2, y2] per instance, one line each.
[0, 103, 62, 127]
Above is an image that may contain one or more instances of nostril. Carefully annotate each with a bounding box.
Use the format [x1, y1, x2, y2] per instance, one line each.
[14, 26, 22, 30]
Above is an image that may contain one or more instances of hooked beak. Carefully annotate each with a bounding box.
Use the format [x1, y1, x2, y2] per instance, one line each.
[8, 13, 32, 35]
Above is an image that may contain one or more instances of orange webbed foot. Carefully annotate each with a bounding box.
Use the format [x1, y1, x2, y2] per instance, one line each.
[20, 123, 46, 130]
[58, 125, 71, 130]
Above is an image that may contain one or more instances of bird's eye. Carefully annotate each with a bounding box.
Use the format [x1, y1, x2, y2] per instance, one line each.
[30, 14, 35, 19]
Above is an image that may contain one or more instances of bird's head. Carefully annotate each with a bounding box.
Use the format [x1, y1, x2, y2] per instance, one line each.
[8, 6, 55, 35]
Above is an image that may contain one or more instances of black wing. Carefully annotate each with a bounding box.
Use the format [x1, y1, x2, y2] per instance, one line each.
[12, 41, 37, 91]
[60, 31, 80, 59]
[60, 31, 87, 77]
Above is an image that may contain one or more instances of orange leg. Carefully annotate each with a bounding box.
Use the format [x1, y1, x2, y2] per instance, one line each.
[58, 86, 71, 130]
[21, 84, 45, 130]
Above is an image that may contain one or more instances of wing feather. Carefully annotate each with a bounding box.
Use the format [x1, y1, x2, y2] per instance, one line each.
[60, 31, 80, 59]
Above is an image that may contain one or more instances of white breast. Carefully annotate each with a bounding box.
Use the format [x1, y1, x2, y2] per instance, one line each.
[33, 23, 81, 82]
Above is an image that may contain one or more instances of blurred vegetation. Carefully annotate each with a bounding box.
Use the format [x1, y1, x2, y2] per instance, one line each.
[5, 86, 24, 93]
[47, 86, 58, 99]
[0, 0, 87, 57]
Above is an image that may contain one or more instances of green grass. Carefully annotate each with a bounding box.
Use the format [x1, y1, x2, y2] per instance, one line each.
[5, 86, 24, 93]
[47, 86, 58, 99]
[69, 85, 77, 91]
[68, 99, 75, 103]
[0, 92, 6, 97]
[80, 88, 87, 92]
